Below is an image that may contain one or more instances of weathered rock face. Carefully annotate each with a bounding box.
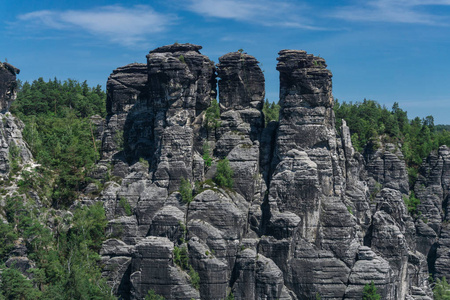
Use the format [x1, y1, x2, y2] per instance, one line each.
[0, 62, 32, 178]
[0, 62, 20, 113]
[414, 145, 450, 280]
[96, 44, 441, 300]
[217, 52, 264, 112]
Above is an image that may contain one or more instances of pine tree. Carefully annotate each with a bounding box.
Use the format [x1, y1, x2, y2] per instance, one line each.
[362, 281, 381, 300]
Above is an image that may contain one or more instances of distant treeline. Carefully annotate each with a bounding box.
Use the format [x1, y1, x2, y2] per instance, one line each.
[334, 99, 450, 185]
[11, 78, 106, 207]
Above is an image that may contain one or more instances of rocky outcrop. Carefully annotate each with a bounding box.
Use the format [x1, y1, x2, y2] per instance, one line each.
[414, 145, 450, 280]
[95, 44, 440, 300]
[0, 62, 20, 113]
[0, 62, 32, 178]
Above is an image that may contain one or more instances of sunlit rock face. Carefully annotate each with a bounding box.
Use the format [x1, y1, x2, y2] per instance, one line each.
[96, 44, 437, 300]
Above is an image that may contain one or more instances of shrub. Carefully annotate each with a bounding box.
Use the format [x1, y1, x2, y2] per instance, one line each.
[403, 191, 421, 214]
[179, 178, 193, 204]
[0, 267, 42, 299]
[114, 130, 124, 151]
[202, 142, 212, 167]
[173, 246, 189, 270]
[362, 281, 381, 300]
[433, 277, 450, 300]
[205, 99, 220, 130]
[214, 158, 234, 189]
[188, 265, 200, 290]
[119, 197, 133, 216]
[139, 157, 149, 169]
[145, 289, 165, 300]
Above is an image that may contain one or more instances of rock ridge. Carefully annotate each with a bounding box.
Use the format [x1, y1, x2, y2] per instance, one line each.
[93, 43, 439, 300]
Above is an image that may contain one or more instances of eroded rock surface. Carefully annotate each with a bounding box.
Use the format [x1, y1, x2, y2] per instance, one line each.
[95, 44, 441, 300]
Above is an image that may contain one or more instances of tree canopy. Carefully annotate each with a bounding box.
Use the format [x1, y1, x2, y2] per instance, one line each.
[10, 78, 106, 207]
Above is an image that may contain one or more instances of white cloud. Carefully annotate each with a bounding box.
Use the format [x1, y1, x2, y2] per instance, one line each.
[17, 5, 174, 46]
[185, 0, 325, 30]
[332, 0, 450, 25]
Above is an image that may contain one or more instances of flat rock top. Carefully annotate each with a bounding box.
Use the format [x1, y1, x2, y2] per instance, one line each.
[111, 63, 147, 74]
[218, 52, 260, 64]
[150, 43, 202, 54]
[277, 49, 328, 70]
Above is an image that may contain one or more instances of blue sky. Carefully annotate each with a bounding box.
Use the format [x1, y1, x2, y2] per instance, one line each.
[1, 0, 450, 124]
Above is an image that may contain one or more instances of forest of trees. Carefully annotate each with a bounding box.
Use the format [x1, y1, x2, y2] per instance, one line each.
[0, 78, 112, 299]
[10, 78, 106, 207]
[334, 99, 450, 186]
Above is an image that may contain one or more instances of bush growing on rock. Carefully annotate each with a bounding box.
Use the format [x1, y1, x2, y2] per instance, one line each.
[173, 246, 189, 270]
[145, 289, 165, 300]
[214, 158, 234, 189]
[202, 141, 213, 167]
[433, 277, 450, 299]
[362, 281, 381, 300]
[403, 191, 421, 214]
[205, 98, 220, 130]
[179, 178, 193, 204]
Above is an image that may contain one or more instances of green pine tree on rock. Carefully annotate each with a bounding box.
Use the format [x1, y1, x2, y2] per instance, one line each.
[362, 281, 381, 300]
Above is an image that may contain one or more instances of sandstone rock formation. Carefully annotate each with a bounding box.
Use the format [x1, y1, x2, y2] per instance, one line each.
[0, 62, 32, 178]
[0, 62, 20, 113]
[95, 44, 442, 300]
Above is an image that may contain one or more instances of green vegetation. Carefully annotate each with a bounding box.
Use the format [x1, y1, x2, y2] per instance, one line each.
[346, 206, 353, 215]
[178, 55, 186, 64]
[403, 191, 421, 214]
[179, 178, 193, 204]
[0, 266, 42, 299]
[315, 292, 322, 300]
[0, 198, 113, 299]
[226, 292, 235, 300]
[205, 98, 220, 131]
[11, 78, 106, 207]
[335, 99, 450, 187]
[433, 277, 450, 299]
[202, 141, 213, 167]
[145, 289, 165, 300]
[119, 196, 133, 216]
[8, 141, 21, 175]
[214, 158, 234, 189]
[3, 75, 216, 298]
[262, 99, 280, 126]
[188, 265, 200, 290]
[362, 281, 381, 300]
[174, 246, 190, 270]
[173, 246, 200, 290]
[139, 157, 149, 169]
[114, 130, 124, 151]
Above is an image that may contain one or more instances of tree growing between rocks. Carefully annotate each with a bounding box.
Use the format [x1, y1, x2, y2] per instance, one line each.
[179, 178, 193, 204]
[362, 281, 381, 300]
[205, 98, 220, 131]
[214, 158, 234, 188]
[433, 277, 450, 299]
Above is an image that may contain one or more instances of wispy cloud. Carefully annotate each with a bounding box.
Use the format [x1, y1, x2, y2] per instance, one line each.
[17, 5, 174, 46]
[185, 0, 326, 30]
[333, 0, 450, 25]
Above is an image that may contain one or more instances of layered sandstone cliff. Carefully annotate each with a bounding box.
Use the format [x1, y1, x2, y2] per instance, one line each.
[94, 44, 447, 300]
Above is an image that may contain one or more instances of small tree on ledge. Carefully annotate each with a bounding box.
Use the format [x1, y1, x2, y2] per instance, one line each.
[362, 281, 381, 300]
[214, 158, 234, 189]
